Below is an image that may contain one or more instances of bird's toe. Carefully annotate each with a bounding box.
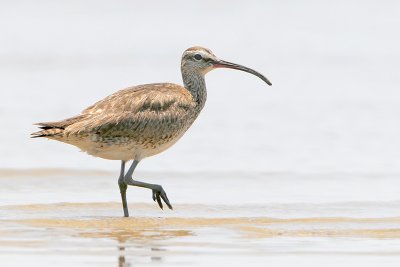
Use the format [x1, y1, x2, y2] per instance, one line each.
[152, 185, 172, 210]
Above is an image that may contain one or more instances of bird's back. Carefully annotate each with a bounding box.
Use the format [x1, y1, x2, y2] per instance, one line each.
[32, 83, 200, 160]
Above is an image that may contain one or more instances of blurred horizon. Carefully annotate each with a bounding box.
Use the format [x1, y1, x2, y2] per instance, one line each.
[1, 0, 400, 174]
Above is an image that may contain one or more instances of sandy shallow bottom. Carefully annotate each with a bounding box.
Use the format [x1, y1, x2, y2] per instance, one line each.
[0, 170, 399, 266]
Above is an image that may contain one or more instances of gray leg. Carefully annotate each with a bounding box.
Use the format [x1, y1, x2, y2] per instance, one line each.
[118, 161, 129, 217]
[124, 160, 173, 210]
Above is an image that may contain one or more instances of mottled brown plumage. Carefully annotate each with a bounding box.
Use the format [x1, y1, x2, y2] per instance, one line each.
[32, 46, 271, 216]
[33, 83, 198, 161]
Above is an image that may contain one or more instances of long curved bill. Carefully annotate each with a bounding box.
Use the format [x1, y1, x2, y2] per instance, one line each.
[212, 59, 272, 86]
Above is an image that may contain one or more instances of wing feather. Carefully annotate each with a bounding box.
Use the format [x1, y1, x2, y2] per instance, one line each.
[64, 83, 195, 138]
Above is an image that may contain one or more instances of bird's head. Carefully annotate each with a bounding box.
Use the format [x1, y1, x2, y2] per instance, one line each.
[181, 46, 272, 86]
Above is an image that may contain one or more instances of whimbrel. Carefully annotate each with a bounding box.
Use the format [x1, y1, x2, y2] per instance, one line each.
[32, 46, 272, 217]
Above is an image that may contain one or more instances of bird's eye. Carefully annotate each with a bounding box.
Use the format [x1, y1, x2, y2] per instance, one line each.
[194, 54, 203, 60]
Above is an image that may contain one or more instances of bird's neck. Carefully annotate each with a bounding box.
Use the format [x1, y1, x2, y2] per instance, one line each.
[181, 70, 207, 109]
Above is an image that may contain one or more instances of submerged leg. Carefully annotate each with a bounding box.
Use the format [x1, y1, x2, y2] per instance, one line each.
[118, 160, 129, 217]
[124, 160, 173, 210]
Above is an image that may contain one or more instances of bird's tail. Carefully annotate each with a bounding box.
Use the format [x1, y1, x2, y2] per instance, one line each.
[31, 115, 86, 139]
[31, 123, 65, 138]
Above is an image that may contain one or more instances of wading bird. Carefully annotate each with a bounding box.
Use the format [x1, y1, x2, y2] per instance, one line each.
[32, 46, 272, 217]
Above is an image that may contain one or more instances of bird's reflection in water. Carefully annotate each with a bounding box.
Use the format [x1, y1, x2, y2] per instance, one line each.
[71, 218, 192, 266]
[109, 228, 190, 267]
[117, 242, 165, 267]
[150, 247, 163, 262]
[118, 245, 129, 267]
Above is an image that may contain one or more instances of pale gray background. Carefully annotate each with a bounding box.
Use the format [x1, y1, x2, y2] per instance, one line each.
[1, 0, 399, 173]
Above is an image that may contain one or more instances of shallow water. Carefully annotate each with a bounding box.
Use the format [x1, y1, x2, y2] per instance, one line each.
[0, 170, 399, 266]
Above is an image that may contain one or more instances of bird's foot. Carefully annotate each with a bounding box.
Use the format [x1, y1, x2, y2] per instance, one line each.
[152, 185, 173, 210]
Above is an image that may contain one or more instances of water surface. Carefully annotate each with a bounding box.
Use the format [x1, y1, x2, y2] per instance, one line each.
[0, 170, 399, 266]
